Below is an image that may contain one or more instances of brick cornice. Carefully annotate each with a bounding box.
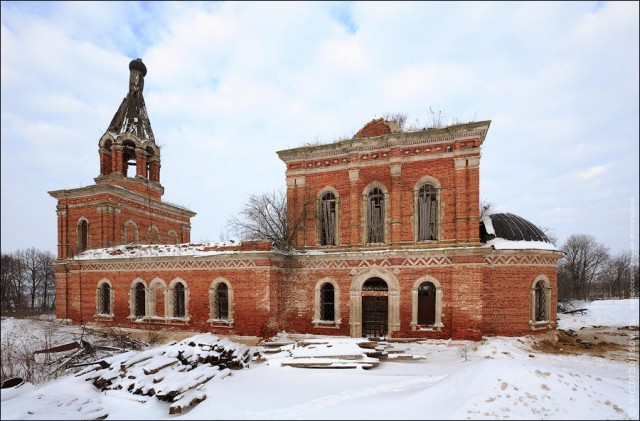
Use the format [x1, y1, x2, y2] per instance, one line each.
[48, 183, 196, 217]
[277, 120, 490, 163]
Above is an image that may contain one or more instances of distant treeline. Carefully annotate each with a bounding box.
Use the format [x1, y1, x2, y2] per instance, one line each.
[558, 234, 639, 302]
[1, 248, 55, 314]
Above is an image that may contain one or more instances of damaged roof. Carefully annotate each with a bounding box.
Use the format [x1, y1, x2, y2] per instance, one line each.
[481, 212, 551, 243]
[106, 58, 156, 143]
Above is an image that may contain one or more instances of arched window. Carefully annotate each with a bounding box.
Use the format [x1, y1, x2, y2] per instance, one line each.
[167, 230, 179, 244]
[534, 280, 548, 321]
[134, 282, 146, 318]
[78, 219, 89, 253]
[411, 277, 444, 330]
[319, 192, 337, 246]
[215, 283, 229, 320]
[208, 279, 233, 325]
[173, 282, 185, 318]
[367, 188, 385, 243]
[417, 282, 436, 325]
[147, 225, 160, 244]
[148, 278, 167, 318]
[320, 283, 335, 321]
[123, 220, 139, 244]
[96, 279, 113, 317]
[417, 184, 438, 241]
[313, 279, 341, 328]
[530, 276, 551, 327]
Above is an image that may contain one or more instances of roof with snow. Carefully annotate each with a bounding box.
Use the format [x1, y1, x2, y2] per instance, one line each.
[481, 212, 559, 251]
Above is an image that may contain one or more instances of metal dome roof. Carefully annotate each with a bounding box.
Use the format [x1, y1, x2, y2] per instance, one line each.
[480, 212, 551, 243]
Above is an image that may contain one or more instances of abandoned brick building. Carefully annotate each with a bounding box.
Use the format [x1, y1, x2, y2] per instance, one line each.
[49, 59, 563, 341]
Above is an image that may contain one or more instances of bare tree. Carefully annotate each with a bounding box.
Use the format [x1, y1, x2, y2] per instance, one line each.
[559, 234, 609, 301]
[226, 189, 307, 252]
[1, 253, 23, 311]
[19, 248, 44, 309]
[600, 251, 637, 299]
[38, 251, 56, 310]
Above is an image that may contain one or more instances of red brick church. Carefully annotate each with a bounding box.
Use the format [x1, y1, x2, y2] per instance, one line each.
[49, 59, 563, 341]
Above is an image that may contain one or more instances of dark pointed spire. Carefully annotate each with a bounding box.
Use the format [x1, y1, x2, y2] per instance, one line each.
[106, 58, 155, 142]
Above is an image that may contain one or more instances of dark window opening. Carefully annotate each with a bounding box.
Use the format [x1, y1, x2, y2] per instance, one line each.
[417, 184, 437, 241]
[79, 220, 89, 253]
[100, 283, 111, 315]
[535, 281, 547, 321]
[417, 282, 436, 325]
[320, 192, 337, 246]
[320, 283, 335, 321]
[215, 283, 229, 320]
[173, 282, 185, 318]
[367, 188, 385, 243]
[135, 283, 145, 318]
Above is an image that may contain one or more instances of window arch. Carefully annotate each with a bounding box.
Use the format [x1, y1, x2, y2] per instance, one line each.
[414, 176, 441, 242]
[148, 278, 167, 318]
[208, 278, 234, 326]
[530, 276, 551, 326]
[77, 218, 90, 253]
[313, 278, 341, 327]
[123, 220, 139, 243]
[169, 278, 189, 319]
[167, 230, 179, 244]
[147, 225, 160, 244]
[127, 279, 147, 319]
[95, 279, 114, 317]
[317, 188, 339, 246]
[411, 277, 444, 330]
[363, 183, 388, 244]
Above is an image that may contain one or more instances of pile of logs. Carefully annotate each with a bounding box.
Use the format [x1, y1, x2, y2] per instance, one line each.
[76, 334, 255, 415]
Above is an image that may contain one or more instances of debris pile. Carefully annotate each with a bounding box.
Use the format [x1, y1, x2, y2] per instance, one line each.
[76, 333, 255, 415]
[259, 336, 425, 369]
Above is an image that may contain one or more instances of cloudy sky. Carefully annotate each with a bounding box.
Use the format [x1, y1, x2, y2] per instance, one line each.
[1, 1, 638, 256]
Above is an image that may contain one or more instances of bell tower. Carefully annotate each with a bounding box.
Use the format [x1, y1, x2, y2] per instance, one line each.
[95, 58, 163, 200]
[49, 59, 196, 258]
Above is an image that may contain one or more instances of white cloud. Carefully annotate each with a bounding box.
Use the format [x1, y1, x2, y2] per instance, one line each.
[1, 2, 638, 255]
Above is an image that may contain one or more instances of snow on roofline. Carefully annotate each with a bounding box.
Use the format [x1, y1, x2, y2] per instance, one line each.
[73, 241, 273, 260]
[485, 238, 560, 251]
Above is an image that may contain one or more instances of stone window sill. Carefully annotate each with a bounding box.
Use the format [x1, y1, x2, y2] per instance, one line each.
[207, 318, 234, 328]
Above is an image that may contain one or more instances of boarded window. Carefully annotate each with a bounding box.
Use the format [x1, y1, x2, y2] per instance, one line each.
[367, 188, 385, 243]
[135, 283, 145, 318]
[535, 281, 547, 321]
[215, 283, 229, 320]
[99, 283, 111, 315]
[320, 283, 335, 321]
[417, 184, 437, 241]
[417, 282, 436, 325]
[319, 192, 337, 246]
[79, 220, 89, 252]
[173, 282, 186, 318]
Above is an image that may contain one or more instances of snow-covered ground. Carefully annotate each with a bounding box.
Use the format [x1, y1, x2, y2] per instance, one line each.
[1, 298, 638, 420]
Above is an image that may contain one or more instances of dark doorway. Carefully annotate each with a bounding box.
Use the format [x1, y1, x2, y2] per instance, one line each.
[362, 277, 388, 337]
